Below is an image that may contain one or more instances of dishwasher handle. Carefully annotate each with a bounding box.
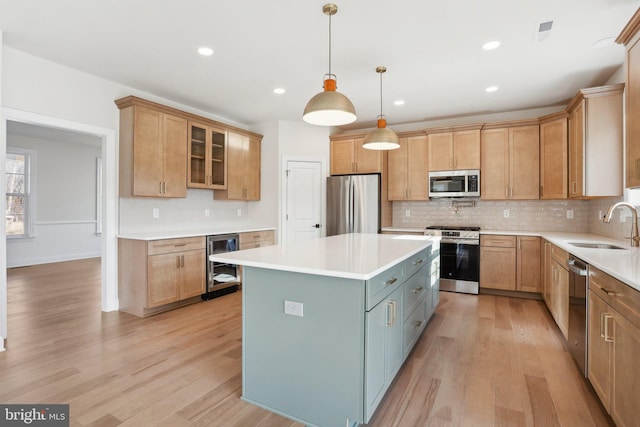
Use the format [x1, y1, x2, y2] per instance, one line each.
[567, 258, 589, 276]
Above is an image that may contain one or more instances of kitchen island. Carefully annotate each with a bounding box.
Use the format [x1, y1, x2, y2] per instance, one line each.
[209, 233, 440, 427]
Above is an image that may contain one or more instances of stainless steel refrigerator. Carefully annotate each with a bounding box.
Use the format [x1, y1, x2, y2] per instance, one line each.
[326, 174, 380, 236]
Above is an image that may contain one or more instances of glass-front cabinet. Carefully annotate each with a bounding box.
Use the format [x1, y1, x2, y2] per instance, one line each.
[188, 121, 227, 189]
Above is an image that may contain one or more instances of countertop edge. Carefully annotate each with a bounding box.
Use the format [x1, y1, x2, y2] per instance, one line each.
[118, 227, 276, 241]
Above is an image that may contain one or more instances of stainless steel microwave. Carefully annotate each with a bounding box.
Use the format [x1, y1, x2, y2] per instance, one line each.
[428, 169, 480, 198]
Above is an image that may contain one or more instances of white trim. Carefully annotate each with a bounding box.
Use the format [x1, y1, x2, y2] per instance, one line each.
[1, 108, 119, 323]
[35, 220, 98, 225]
[5, 147, 36, 238]
[280, 156, 327, 245]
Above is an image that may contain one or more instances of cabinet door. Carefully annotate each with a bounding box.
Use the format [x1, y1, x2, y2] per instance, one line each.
[188, 122, 209, 188]
[386, 286, 404, 385]
[627, 38, 640, 188]
[162, 113, 188, 198]
[509, 125, 539, 200]
[210, 128, 227, 188]
[540, 118, 568, 199]
[569, 102, 585, 198]
[244, 137, 261, 200]
[407, 135, 429, 200]
[330, 139, 355, 175]
[354, 137, 383, 173]
[387, 137, 408, 200]
[179, 249, 206, 299]
[133, 106, 164, 196]
[453, 129, 480, 170]
[588, 290, 612, 412]
[147, 253, 180, 307]
[552, 260, 569, 339]
[480, 246, 516, 290]
[517, 236, 541, 293]
[480, 128, 509, 199]
[611, 308, 640, 427]
[427, 132, 453, 171]
[225, 132, 246, 200]
[543, 241, 552, 307]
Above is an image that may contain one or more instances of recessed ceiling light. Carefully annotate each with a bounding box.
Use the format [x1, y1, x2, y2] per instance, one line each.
[273, 88, 286, 95]
[592, 37, 616, 48]
[482, 41, 501, 50]
[198, 47, 214, 56]
[394, 100, 405, 106]
[485, 86, 499, 93]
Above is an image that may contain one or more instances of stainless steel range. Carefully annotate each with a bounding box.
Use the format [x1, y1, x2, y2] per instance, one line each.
[424, 225, 480, 294]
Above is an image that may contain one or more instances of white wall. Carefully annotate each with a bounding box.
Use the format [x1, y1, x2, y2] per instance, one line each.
[6, 133, 102, 267]
[1, 30, 7, 351]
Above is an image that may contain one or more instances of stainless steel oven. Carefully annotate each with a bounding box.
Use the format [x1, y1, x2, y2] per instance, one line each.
[203, 233, 240, 300]
[424, 226, 480, 294]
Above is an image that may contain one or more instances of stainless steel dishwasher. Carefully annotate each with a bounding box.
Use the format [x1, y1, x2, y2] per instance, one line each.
[567, 255, 588, 376]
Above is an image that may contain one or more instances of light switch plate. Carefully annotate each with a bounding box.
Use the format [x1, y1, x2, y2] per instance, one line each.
[152, 208, 160, 219]
[284, 300, 303, 317]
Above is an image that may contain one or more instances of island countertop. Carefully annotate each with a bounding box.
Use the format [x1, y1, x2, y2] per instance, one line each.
[209, 233, 438, 280]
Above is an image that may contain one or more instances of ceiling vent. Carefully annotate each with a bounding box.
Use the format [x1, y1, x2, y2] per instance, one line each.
[534, 20, 554, 42]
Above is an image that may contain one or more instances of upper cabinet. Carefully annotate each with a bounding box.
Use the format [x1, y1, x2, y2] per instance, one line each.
[481, 121, 540, 200]
[117, 97, 188, 198]
[387, 133, 429, 201]
[617, 10, 640, 188]
[330, 136, 384, 175]
[539, 112, 568, 200]
[214, 131, 261, 201]
[566, 84, 624, 199]
[188, 121, 227, 190]
[426, 125, 481, 171]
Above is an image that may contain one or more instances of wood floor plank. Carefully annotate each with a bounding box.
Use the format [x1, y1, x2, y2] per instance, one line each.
[1, 260, 612, 427]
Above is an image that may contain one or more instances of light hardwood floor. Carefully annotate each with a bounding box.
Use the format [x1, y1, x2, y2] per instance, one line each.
[1, 259, 612, 427]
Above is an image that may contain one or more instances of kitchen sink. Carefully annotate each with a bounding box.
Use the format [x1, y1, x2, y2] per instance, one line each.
[568, 242, 627, 250]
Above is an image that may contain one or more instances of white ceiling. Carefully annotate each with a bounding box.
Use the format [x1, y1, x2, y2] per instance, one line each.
[1, 0, 638, 131]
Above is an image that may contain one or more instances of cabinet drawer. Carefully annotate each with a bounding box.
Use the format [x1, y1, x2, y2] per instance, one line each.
[405, 249, 428, 280]
[551, 244, 568, 265]
[404, 268, 428, 317]
[403, 296, 428, 357]
[481, 235, 516, 248]
[239, 241, 271, 250]
[147, 237, 205, 255]
[589, 266, 640, 328]
[239, 230, 274, 244]
[367, 263, 404, 310]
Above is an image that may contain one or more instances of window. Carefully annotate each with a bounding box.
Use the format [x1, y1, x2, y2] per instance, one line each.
[5, 149, 33, 237]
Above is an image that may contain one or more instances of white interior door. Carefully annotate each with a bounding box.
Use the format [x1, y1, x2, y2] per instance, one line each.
[285, 160, 323, 244]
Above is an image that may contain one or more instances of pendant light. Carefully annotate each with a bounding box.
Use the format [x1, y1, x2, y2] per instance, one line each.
[362, 66, 399, 150]
[303, 4, 356, 126]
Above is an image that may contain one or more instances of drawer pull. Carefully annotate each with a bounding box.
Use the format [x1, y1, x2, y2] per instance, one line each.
[413, 259, 424, 266]
[174, 243, 187, 247]
[412, 287, 424, 294]
[385, 278, 398, 286]
[600, 287, 616, 296]
[414, 320, 424, 329]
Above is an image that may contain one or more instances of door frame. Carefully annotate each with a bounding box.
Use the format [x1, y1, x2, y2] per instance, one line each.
[280, 157, 327, 245]
[1, 107, 118, 351]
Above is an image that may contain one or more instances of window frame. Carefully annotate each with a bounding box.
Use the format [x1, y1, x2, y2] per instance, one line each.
[5, 147, 36, 239]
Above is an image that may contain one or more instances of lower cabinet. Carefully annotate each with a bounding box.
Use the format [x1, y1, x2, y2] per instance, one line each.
[480, 235, 541, 293]
[239, 229, 275, 250]
[544, 243, 569, 339]
[588, 266, 640, 427]
[118, 237, 206, 317]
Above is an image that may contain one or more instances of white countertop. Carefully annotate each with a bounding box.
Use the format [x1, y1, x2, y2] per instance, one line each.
[209, 233, 438, 280]
[118, 226, 276, 241]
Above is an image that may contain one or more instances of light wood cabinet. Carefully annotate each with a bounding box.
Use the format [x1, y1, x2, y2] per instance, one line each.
[480, 235, 516, 291]
[517, 236, 541, 293]
[118, 237, 206, 317]
[539, 113, 568, 199]
[215, 132, 261, 200]
[542, 241, 552, 306]
[426, 125, 481, 171]
[566, 84, 624, 199]
[481, 122, 540, 200]
[546, 244, 569, 339]
[117, 101, 188, 198]
[617, 10, 640, 188]
[188, 121, 227, 189]
[330, 136, 383, 175]
[387, 134, 429, 200]
[239, 229, 275, 250]
[588, 266, 640, 427]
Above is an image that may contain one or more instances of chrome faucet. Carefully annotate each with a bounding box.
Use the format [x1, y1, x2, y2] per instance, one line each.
[603, 202, 640, 247]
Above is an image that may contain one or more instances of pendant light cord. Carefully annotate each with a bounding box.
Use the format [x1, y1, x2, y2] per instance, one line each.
[379, 71, 383, 117]
[328, 12, 332, 77]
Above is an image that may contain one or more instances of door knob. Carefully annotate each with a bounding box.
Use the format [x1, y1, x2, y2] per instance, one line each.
[312, 224, 321, 228]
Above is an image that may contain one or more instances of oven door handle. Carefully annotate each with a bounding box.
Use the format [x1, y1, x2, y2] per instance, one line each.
[440, 238, 479, 245]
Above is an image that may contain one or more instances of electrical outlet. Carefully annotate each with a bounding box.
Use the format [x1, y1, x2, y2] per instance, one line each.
[204, 209, 210, 218]
[152, 208, 160, 219]
[405, 209, 410, 217]
[566, 209, 574, 219]
[284, 300, 303, 317]
[503, 209, 509, 218]
[237, 208, 242, 217]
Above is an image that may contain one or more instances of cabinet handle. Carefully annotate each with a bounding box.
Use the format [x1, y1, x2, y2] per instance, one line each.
[414, 320, 424, 329]
[510, 187, 513, 198]
[505, 187, 509, 198]
[518, 239, 521, 250]
[603, 314, 614, 343]
[412, 286, 424, 294]
[180, 255, 184, 268]
[413, 258, 424, 266]
[174, 243, 187, 247]
[385, 277, 398, 286]
[600, 287, 616, 296]
[387, 301, 397, 327]
[176, 256, 180, 269]
[160, 182, 163, 194]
